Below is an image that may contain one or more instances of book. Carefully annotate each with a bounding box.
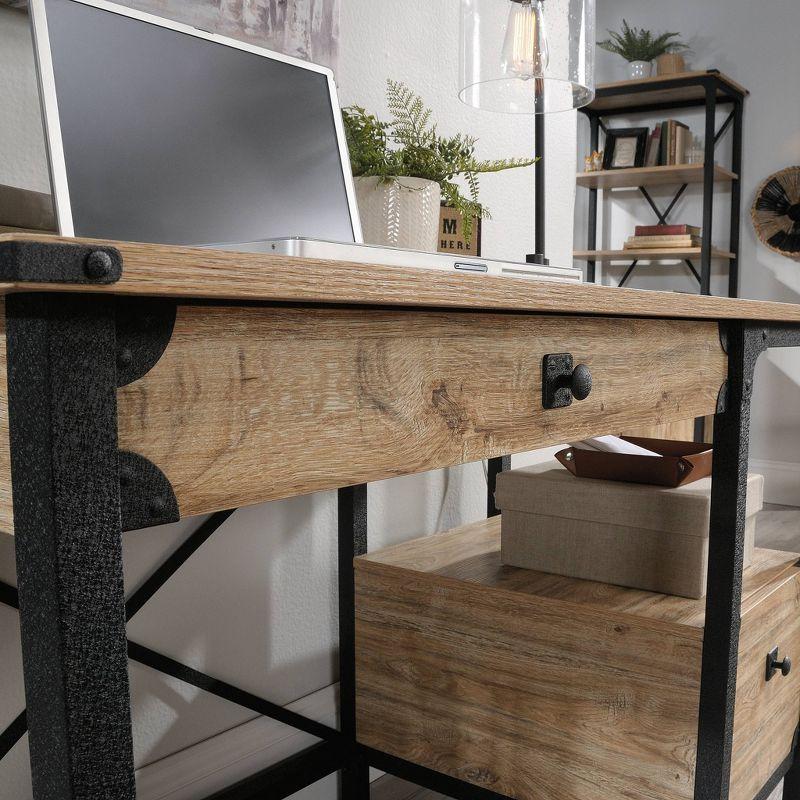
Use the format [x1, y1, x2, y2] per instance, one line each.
[657, 120, 691, 165]
[635, 224, 701, 236]
[625, 235, 702, 249]
[645, 125, 661, 168]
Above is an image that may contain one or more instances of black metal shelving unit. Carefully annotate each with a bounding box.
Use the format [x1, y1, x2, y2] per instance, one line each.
[577, 70, 748, 296]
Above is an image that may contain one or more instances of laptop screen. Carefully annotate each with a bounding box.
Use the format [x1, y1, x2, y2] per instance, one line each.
[36, 0, 358, 246]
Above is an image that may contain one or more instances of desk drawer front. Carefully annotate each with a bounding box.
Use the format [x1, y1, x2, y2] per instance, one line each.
[115, 306, 726, 519]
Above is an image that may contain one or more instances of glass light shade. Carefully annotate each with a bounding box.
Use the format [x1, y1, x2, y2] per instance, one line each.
[460, 0, 595, 114]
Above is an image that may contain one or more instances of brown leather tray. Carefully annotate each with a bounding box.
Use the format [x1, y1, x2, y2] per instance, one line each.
[555, 436, 713, 488]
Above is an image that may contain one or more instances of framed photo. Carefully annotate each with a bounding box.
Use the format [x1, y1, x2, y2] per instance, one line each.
[602, 128, 649, 170]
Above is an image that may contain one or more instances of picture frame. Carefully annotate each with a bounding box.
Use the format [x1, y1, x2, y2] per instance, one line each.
[602, 127, 649, 170]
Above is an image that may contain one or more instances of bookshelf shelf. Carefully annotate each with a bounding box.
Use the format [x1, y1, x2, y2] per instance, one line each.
[576, 163, 737, 190]
[578, 69, 748, 297]
[574, 247, 736, 262]
[586, 71, 748, 115]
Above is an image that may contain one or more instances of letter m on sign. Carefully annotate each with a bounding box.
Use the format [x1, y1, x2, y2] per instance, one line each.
[443, 218, 457, 235]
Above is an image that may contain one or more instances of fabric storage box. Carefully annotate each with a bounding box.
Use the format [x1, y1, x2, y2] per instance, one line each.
[495, 464, 763, 598]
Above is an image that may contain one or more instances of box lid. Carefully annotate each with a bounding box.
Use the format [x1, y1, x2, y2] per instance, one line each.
[495, 464, 764, 538]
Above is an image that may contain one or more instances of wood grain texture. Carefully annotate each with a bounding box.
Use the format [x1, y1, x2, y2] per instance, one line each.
[576, 163, 737, 190]
[356, 518, 800, 800]
[2, 234, 800, 321]
[587, 71, 749, 114]
[113, 306, 726, 522]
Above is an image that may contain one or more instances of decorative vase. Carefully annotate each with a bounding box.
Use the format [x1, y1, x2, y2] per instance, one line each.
[657, 53, 687, 75]
[354, 176, 441, 252]
[627, 60, 652, 80]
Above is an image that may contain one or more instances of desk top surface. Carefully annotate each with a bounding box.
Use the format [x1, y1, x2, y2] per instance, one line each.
[3, 233, 800, 323]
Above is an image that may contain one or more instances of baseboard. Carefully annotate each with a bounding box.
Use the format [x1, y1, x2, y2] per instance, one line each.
[751, 459, 800, 507]
[135, 684, 341, 800]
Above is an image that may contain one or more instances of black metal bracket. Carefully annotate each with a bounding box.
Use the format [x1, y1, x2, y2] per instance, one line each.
[0, 240, 122, 284]
[119, 450, 179, 531]
[115, 296, 179, 528]
[116, 297, 177, 387]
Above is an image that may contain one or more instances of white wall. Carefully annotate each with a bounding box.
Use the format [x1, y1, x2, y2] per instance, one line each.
[584, 0, 800, 503]
[0, 2, 575, 797]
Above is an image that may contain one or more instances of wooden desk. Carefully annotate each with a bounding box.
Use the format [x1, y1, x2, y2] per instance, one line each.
[1, 234, 799, 800]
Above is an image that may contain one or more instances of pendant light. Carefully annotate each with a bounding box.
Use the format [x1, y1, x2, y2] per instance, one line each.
[459, 0, 595, 115]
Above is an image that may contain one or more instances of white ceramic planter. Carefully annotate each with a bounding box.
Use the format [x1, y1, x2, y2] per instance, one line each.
[354, 176, 441, 252]
[627, 60, 652, 80]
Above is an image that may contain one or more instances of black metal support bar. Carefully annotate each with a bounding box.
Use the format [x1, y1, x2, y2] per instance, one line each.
[363, 747, 513, 800]
[0, 709, 27, 761]
[695, 321, 756, 800]
[202, 742, 344, 800]
[6, 292, 135, 800]
[126, 509, 236, 620]
[587, 115, 599, 284]
[487, 456, 511, 518]
[128, 641, 339, 742]
[618, 260, 639, 287]
[685, 259, 703, 284]
[662, 183, 689, 222]
[0, 579, 19, 609]
[714, 109, 736, 145]
[728, 99, 744, 298]
[338, 484, 370, 798]
[700, 80, 718, 296]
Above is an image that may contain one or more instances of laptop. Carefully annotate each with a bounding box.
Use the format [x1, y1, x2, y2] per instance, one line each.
[30, 0, 582, 283]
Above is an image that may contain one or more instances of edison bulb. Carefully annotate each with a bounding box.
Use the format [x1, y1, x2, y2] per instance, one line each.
[500, 0, 549, 80]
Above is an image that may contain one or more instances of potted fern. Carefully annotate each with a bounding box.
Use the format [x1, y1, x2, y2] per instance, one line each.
[343, 80, 536, 252]
[598, 21, 688, 80]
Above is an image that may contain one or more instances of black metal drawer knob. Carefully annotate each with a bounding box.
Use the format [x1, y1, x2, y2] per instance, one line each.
[766, 646, 792, 681]
[542, 354, 593, 409]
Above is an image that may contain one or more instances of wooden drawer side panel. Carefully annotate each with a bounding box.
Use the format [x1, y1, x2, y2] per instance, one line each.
[355, 561, 703, 800]
[117, 306, 726, 520]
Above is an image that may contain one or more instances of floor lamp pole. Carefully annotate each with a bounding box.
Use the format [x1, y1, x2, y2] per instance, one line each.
[529, 103, 548, 265]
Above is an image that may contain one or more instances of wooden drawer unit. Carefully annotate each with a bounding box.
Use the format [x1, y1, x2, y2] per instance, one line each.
[355, 519, 800, 800]
[110, 307, 725, 522]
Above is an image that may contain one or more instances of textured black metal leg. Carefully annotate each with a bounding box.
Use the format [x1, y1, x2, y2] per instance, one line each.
[338, 485, 370, 798]
[694, 322, 760, 800]
[487, 456, 511, 518]
[6, 293, 135, 800]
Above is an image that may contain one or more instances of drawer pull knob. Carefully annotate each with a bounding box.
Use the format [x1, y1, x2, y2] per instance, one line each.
[570, 364, 593, 401]
[542, 354, 593, 409]
[766, 647, 792, 681]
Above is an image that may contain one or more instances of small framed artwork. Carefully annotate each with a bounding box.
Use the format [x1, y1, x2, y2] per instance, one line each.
[602, 128, 649, 170]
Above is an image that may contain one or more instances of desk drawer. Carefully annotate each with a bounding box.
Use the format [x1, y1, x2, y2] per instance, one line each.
[111, 306, 727, 520]
[356, 519, 800, 800]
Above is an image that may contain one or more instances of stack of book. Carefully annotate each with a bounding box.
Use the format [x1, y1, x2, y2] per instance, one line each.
[624, 224, 702, 251]
[645, 120, 691, 167]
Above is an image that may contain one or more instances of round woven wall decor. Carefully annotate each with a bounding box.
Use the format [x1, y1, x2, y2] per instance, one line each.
[752, 166, 800, 260]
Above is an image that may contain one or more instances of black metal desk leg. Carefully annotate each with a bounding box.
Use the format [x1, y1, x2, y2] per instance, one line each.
[487, 456, 511, 518]
[6, 293, 135, 800]
[338, 484, 370, 799]
[695, 322, 761, 800]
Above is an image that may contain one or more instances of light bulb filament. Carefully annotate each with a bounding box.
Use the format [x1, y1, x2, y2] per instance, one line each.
[501, 0, 550, 80]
